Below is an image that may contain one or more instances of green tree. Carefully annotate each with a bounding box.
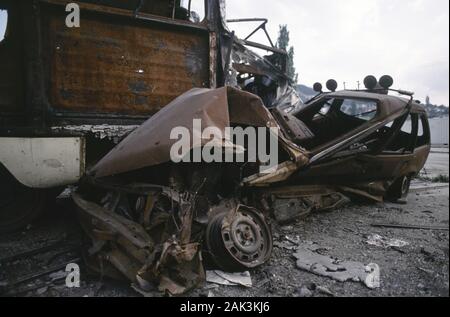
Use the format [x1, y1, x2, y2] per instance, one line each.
[276, 25, 298, 83]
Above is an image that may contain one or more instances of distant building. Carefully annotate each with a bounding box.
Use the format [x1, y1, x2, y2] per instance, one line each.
[429, 116, 449, 145]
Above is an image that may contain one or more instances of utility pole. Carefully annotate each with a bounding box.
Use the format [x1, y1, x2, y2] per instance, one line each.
[343, 82, 346, 90]
[357, 81, 360, 90]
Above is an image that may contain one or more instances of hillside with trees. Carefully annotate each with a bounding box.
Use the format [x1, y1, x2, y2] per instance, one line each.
[276, 25, 298, 83]
[424, 96, 449, 118]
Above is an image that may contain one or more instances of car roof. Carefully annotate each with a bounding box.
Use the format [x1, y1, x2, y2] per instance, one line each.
[325, 90, 426, 118]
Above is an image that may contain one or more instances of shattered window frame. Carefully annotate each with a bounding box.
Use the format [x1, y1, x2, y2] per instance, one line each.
[302, 96, 380, 124]
[416, 114, 431, 148]
[339, 98, 379, 121]
[179, 0, 206, 23]
[379, 113, 418, 154]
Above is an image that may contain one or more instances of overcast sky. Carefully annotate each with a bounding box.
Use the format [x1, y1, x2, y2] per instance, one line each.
[226, 0, 449, 106]
[1, 1, 448, 105]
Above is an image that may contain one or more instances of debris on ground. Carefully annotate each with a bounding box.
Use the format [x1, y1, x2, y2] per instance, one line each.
[366, 234, 409, 248]
[48, 271, 68, 282]
[297, 284, 313, 297]
[293, 244, 381, 289]
[36, 286, 49, 296]
[297, 282, 335, 297]
[206, 271, 252, 288]
[316, 285, 334, 296]
[273, 235, 302, 250]
[417, 267, 435, 275]
[0, 185, 448, 297]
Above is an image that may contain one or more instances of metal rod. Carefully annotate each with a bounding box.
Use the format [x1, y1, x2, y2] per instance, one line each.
[371, 223, 449, 231]
[172, 0, 176, 19]
[242, 40, 287, 55]
[244, 22, 265, 41]
[0, 239, 67, 264]
[188, 0, 192, 18]
[226, 18, 276, 49]
[262, 25, 275, 48]
[227, 18, 268, 23]
[0, 258, 81, 293]
[133, 0, 144, 18]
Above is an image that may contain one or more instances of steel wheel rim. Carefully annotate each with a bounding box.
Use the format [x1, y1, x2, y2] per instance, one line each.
[206, 205, 272, 271]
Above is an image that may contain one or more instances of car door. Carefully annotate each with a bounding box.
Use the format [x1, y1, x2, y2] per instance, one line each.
[291, 111, 419, 185]
[354, 113, 419, 181]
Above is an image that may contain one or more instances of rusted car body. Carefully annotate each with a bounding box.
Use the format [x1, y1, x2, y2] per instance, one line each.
[73, 81, 430, 294]
[0, 0, 219, 232]
[253, 87, 431, 221]
[0, 0, 430, 295]
[0, 0, 299, 232]
[73, 87, 282, 294]
[0, 0, 300, 294]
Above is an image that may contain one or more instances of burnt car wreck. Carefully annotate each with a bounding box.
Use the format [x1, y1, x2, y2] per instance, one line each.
[0, 0, 431, 296]
[74, 77, 431, 294]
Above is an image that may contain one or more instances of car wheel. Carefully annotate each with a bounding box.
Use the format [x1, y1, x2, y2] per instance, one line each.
[205, 205, 273, 272]
[0, 177, 47, 234]
[387, 175, 411, 202]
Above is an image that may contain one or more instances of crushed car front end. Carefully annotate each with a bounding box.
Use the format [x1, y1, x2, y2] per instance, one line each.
[71, 1, 431, 295]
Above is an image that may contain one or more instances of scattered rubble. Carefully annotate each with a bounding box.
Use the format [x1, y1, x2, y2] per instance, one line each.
[0, 185, 448, 297]
[206, 271, 252, 288]
[366, 234, 409, 248]
[0, 0, 445, 298]
[293, 244, 381, 289]
[73, 188, 272, 295]
[67, 75, 433, 295]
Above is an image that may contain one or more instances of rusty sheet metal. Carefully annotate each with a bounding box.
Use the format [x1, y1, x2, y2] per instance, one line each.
[73, 191, 204, 295]
[41, 4, 210, 116]
[254, 185, 350, 223]
[91, 86, 308, 178]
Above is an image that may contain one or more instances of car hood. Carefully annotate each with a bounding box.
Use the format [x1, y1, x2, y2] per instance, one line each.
[91, 86, 306, 178]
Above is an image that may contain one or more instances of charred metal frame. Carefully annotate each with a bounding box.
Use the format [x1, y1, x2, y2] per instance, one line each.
[226, 18, 287, 72]
[0, 0, 225, 132]
[0, 0, 293, 137]
[43, 0, 214, 123]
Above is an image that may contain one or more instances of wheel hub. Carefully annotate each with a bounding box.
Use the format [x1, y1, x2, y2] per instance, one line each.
[228, 214, 263, 257]
[205, 205, 272, 272]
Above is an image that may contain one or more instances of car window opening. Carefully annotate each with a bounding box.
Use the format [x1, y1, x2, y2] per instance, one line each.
[358, 114, 417, 155]
[179, 0, 205, 22]
[281, 98, 379, 150]
[239, 73, 278, 108]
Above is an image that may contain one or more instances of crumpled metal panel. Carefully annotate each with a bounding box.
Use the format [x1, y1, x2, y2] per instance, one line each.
[73, 190, 205, 295]
[91, 86, 306, 178]
[42, 5, 210, 116]
[224, 39, 304, 113]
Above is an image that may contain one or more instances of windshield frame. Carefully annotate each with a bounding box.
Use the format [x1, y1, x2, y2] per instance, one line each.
[299, 95, 381, 123]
